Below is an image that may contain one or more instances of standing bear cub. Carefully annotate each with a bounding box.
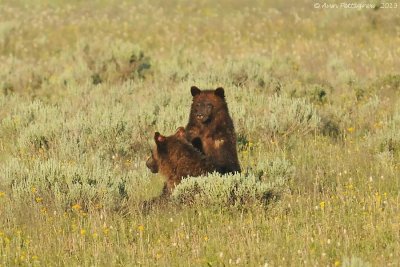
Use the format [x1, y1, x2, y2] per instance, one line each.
[185, 86, 241, 174]
[146, 127, 216, 196]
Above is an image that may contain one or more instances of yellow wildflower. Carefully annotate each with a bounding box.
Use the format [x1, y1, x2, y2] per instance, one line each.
[375, 192, 381, 206]
[80, 229, 86, 236]
[35, 197, 43, 203]
[319, 201, 325, 210]
[71, 203, 82, 211]
[346, 183, 354, 190]
[137, 225, 145, 232]
[103, 227, 109, 235]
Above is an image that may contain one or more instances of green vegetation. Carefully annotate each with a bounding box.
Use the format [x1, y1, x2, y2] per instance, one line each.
[0, 0, 399, 266]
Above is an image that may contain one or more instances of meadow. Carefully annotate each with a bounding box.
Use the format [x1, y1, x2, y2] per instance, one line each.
[0, 0, 399, 266]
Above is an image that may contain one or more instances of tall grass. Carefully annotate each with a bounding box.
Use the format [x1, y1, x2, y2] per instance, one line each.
[0, 0, 399, 266]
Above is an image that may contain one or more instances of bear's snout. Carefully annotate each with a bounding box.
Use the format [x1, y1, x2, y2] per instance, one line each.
[146, 156, 158, 173]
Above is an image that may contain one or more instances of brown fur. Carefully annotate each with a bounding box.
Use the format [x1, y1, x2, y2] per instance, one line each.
[146, 127, 215, 196]
[185, 86, 241, 174]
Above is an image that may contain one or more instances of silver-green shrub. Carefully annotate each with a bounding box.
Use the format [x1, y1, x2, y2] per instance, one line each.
[342, 256, 371, 267]
[172, 158, 293, 207]
[1, 157, 149, 211]
[367, 109, 400, 159]
[263, 95, 320, 138]
[259, 157, 295, 182]
[0, 37, 151, 98]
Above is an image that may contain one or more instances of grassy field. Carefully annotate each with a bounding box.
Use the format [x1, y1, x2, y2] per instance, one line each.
[0, 0, 400, 266]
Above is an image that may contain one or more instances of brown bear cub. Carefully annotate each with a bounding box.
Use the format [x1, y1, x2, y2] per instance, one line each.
[185, 86, 241, 174]
[146, 127, 215, 196]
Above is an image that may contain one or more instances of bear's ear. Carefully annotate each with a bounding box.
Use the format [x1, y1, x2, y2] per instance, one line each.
[191, 86, 201, 97]
[214, 87, 225, 98]
[175, 127, 186, 138]
[154, 132, 166, 145]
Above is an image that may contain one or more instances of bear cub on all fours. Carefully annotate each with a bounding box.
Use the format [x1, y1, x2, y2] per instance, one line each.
[146, 127, 215, 196]
[185, 86, 241, 174]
